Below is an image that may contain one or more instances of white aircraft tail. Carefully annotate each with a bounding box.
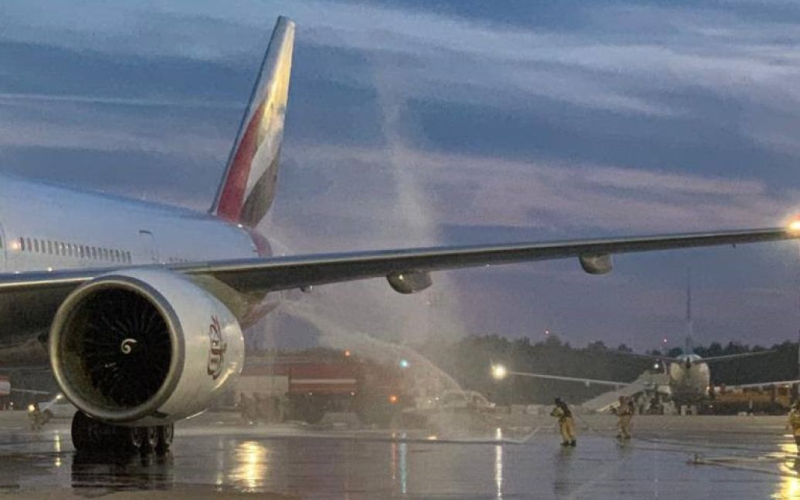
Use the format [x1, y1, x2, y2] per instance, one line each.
[210, 16, 295, 227]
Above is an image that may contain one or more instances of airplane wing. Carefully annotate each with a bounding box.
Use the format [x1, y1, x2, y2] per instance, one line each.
[722, 380, 800, 389]
[698, 350, 776, 365]
[504, 371, 629, 388]
[0, 226, 796, 298]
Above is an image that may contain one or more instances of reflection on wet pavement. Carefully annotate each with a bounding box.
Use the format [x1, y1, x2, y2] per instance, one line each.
[234, 440, 269, 491]
[0, 414, 799, 498]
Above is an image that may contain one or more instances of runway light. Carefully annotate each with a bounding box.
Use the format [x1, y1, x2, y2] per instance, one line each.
[789, 219, 800, 233]
[344, 349, 351, 358]
[399, 359, 410, 369]
[389, 395, 399, 404]
[492, 364, 508, 381]
[27, 404, 35, 412]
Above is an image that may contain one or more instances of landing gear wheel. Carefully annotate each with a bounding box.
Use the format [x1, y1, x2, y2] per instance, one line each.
[125, 426, 145, 452]
[155, 423, 174, 455]
[139, 426, 159, 454]
[71, 410, 95, 452]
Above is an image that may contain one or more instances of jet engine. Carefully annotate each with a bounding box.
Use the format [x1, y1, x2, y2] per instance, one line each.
[49, 269, 244, 426]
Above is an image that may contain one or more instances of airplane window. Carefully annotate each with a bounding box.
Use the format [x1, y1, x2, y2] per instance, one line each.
[91, 247, 97, 260]
[19, 238, 24, 251]
[47, 241, 53, 254]
[26, 238, 31, 252]
[67, 243, 72, 257]
[113, 249, 119, 262]
[79, 246, 85, 258]
[33, 239, 39, 253]
[126, 251, 131, 263]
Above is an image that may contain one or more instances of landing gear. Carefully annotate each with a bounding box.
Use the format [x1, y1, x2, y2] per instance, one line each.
[154, 423, 173, 455]
[71, 411, 174, 455]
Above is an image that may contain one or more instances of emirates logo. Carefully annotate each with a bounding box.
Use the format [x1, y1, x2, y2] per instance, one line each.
[207, 315, 227, 380]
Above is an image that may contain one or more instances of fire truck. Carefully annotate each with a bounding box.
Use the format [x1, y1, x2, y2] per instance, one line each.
[235, 350, 412, 425]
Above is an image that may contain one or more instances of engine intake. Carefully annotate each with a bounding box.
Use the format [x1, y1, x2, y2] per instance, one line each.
[50, 269, 244, 426]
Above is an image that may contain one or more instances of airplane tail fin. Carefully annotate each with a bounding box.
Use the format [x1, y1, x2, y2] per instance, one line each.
[684, 267, 694, 355]
[210, 16, 295, 227]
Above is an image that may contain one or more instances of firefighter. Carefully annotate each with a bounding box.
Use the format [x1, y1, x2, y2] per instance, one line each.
[27, 402, 45, 431]
[788, 401, 800, 453]
[550, 397, 576, 446]
[614, 396, 633, 440]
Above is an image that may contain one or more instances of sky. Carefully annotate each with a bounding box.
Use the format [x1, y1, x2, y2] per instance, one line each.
[2, 0, 800, 352]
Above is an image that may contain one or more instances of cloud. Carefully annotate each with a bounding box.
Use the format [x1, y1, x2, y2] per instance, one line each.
[278, 144, 796, 236]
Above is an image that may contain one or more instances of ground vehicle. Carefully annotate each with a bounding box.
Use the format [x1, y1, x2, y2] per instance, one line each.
[701, 384, 796, 415]
[236, 352, 412, 426]
[437, 390, 496, 412]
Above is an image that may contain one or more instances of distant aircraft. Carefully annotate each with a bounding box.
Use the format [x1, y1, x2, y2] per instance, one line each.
[1, 16, 799, 454]
[492, 270, 787, 404]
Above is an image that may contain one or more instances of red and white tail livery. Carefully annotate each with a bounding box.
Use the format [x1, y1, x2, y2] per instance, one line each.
[211, 16, 294, 227]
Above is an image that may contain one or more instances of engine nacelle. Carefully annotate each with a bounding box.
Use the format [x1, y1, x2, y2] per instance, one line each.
[49, 269, 244, 426]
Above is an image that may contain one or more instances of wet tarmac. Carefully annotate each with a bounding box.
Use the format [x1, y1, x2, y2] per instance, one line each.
[0, 412, 799, 499]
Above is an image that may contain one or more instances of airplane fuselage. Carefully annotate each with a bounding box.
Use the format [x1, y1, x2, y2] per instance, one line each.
[0, 173, 267, 366]
[668, 354, 711, 402]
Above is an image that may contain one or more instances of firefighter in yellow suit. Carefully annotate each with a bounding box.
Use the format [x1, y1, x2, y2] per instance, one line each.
[551, 398, 576, 446]
[788, 401, 800, 453]
[615, 396, 633, 440]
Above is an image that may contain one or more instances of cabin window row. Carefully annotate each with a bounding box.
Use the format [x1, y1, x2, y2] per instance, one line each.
[18, 237, 132, 264]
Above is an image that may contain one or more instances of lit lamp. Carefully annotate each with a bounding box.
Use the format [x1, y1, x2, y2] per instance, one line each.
[491, 364, 508, 381]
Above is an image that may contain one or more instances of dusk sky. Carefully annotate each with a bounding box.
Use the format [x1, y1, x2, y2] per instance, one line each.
[2, 1, 800, 352]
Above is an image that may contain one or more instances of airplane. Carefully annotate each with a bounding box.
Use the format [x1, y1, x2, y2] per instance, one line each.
[1, 15, 799, 454]
[490, 270, 783, 405]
